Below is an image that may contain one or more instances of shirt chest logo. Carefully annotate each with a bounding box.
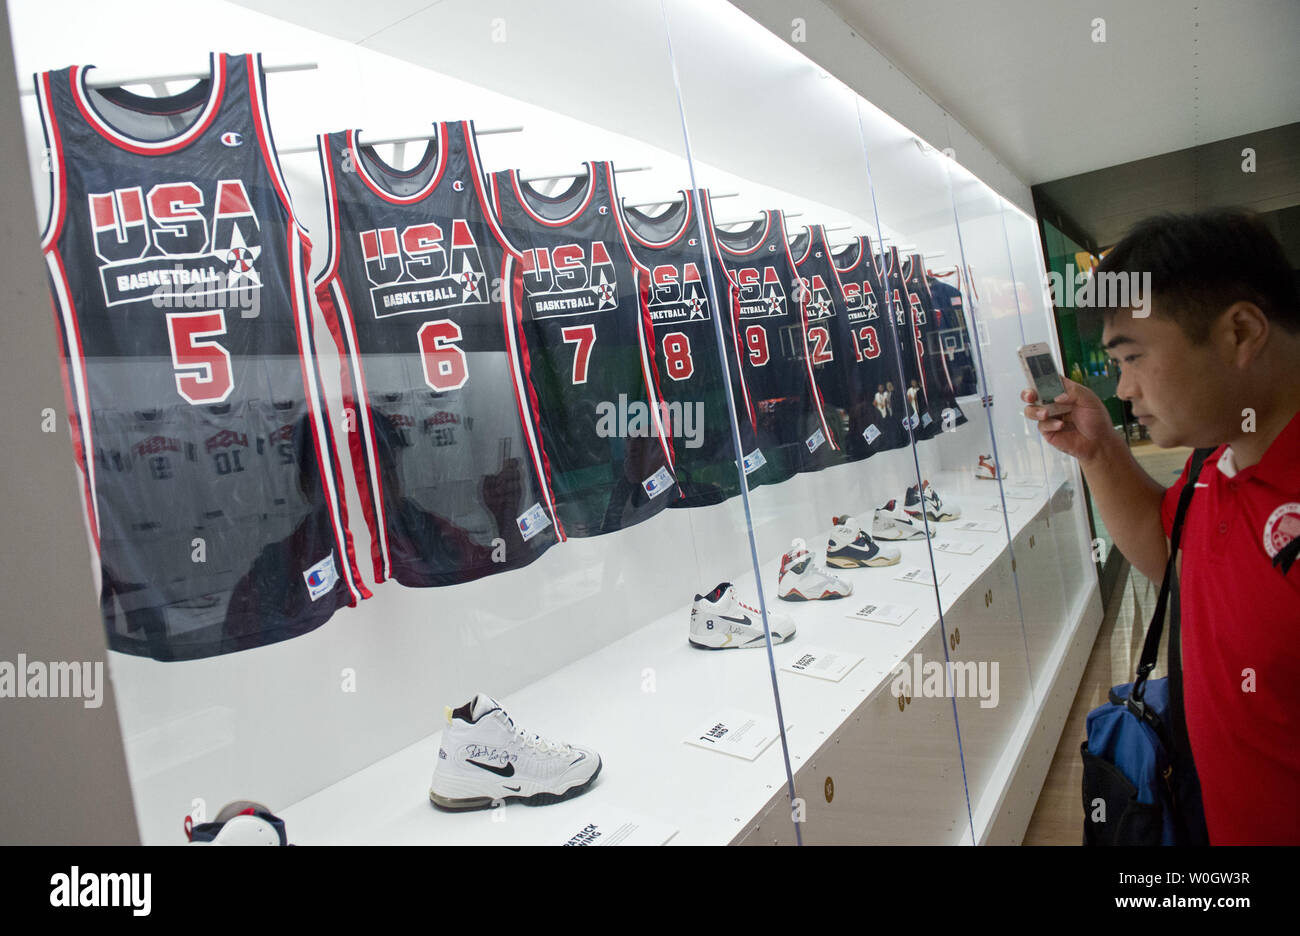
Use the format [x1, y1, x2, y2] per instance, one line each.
[1262, 502, 1300, 559]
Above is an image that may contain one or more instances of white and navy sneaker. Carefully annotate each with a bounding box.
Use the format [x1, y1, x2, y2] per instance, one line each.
[778, 542, 853, 601]
[904, 480, 961, 521]
[870, 500, 933, 540]
[429, 693, 602, 810]
[826, 517, 901, 568]
[689, 583, 795, 649]
[975, 454, 1006, 480]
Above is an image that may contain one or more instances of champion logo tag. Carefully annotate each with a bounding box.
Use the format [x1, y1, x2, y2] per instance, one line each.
[452, 179, 465, 191]
[598, 205, 609, 214]
[642, 466, 674, 498]
[767, 244, 777, 251]
[921, 412, 934, 427]
[689, 238, 698, 246]
[220, 131, 243, 147]
[1262, 502, 1300, 559]
[303, 552, 339, 601]
[742, 448, 767, 475]
[863, 424, 881, 444]
[805, 428, 826, 453]
[516, 502, 552, 541]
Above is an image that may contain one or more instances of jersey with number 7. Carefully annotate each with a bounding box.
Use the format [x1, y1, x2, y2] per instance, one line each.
[490, 161, 678, 537]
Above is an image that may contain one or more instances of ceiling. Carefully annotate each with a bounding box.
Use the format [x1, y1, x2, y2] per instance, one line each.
[821, 0, 1300, 185]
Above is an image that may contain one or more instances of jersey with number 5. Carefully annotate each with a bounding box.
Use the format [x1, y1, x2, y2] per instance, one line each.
[490, 161, 678, 537]
[37, 52, 368, 661]
[315, 121, 561, 587]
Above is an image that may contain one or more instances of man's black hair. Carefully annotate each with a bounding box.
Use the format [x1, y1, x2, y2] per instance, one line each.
[1092, 209, 1298, 342]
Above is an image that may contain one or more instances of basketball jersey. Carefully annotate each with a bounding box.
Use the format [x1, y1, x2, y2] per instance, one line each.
[489, 161, 678, 537]
[926, 269, 978, 397]
[877, 246, 938, 441]
[830, 234, 909, 453]
[315, 122, 560, 587]
[903, 253, 967, 433]
[618, 189, 764, 504]
[36, 53, 368, 661]
[706, 204, 836, 483]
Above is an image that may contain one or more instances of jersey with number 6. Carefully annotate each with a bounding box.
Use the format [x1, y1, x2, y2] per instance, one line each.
[37, 52, 368, 661]
[315, 121, 561, 587]
[619, 189, 762, 504]
[490, 161, 678, 537]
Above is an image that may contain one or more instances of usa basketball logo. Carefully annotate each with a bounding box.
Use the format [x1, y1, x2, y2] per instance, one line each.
[452, 179, 465, 192]
[226, 246, 255, 272]
[1262, 502, 1300, 558]
[220, 131, 243, 147]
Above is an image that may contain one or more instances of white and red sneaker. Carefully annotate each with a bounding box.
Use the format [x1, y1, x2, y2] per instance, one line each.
[689, 583, 796, 649]
[778, 541, 853, 601]
[904, 480, 961, 521]
[975, 454, 1006, 480]
[871, 499, 933, 540]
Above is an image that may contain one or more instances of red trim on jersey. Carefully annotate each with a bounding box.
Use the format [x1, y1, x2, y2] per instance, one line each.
[779, 215, 836, 451]
[789, 225, 814, 265]
[72, 54, 226, 155]
[698, 192, 755, 428]
[314, 273, 391, 584]
[619, 189, 693, 250]
[505, 253, 565, 540]
[35, 71, 68, 251]
[831, 235, 865, 274]
[463, 121, 524, 261]
[635, 267, 677, 473]
[313, 133, 343, 286]
[348, 124, 448, 206]
[286, 228, 369, 604]
[249, 57, 303, 236]
[46, 248, 100, 552]
[508, 163, 596, 228]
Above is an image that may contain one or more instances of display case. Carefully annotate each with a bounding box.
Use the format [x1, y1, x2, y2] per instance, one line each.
[8, 0, 1102, 845]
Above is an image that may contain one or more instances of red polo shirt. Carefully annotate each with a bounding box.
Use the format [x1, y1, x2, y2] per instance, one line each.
[1160, 409, 1300, 844]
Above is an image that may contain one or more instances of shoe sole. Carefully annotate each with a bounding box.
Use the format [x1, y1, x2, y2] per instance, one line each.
[778, 588, 849, 601]
[429, 757, 603, 811]
[825, 553, 901, 568]
[904, 510, 959, 523]
[688, 632, 794, 649]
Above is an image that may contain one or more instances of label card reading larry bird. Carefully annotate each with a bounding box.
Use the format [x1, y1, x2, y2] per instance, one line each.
[846, 602, 915, 626]
[781, 647, 863, 681]
[684, 708, 781, 761]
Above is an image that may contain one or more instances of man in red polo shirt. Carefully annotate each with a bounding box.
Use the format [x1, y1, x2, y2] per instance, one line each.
[1023, 210, 1300, 845]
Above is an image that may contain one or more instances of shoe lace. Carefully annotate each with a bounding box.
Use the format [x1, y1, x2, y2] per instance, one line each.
[514, 725, 572, 756]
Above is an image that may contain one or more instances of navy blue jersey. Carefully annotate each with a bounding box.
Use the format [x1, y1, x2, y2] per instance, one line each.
[830, 234, 909, 453]
[619, 189, 764, 504]
[926, 271, 979, 396]
[904, 253, 967, 433]
[876, 246, 939, 441]
[705, 202, 836, 483]
[489, 162, 678, 537]
[315, 122, 560, 587]
[36, 52, 368, 661]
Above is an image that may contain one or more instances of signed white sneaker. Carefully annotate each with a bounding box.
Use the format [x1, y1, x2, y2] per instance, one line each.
[689, 583, 795, 649]
[871, 500, 933, 540]
[778, 542, 853, 600]
[429, 693, 602, 810]
[826, 516, 901, 568]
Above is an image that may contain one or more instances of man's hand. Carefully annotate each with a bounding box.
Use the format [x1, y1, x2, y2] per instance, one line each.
[1021, 376, 1117, 464]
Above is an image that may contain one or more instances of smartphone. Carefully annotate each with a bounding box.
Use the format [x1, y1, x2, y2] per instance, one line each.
[1017, 342, 1069, 416]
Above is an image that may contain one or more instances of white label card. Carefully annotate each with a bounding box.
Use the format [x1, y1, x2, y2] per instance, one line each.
[781, 646, 863, 681]
[863, 424, 881, 444]
[805, 428, 826, 453]
[742, 448, 767, 475]
[1004, 489, 1039, 500]
[642, 466, 674, 499]
[895, 566, 951, 586]
[846, 602, 915, 626]
[516, 502, 552, 541]
[557, 808, 678, 846]
[989, 502, 1021, 514]
[954, 519, 1002, 533]
[684, 708, 782, 761]
[934, 540, 982, 556]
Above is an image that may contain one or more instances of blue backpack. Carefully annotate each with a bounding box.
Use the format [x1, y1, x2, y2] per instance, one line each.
[1081, 447, 1213, 846]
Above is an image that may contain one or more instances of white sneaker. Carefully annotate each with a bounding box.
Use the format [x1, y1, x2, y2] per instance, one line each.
[778, 541, 853, 601]
[975, 454, 1006, 480]
[871, 500, 933, 540]
[904, 480, 961, 521]
[689, 583, 795, 649]
[429, 693, 602, 810]
[826, 516, 901, 568]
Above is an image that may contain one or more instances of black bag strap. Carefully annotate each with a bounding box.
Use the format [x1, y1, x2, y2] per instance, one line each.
[1131, 446, 1217, 704]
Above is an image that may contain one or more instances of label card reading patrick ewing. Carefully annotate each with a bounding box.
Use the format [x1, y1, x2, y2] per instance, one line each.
[557, 807, 678, 846]
[895, 567, 951, 586]
[684, 708, 781, 761]
[781, 646, 863, 681]
[846, 602, 915, 626]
